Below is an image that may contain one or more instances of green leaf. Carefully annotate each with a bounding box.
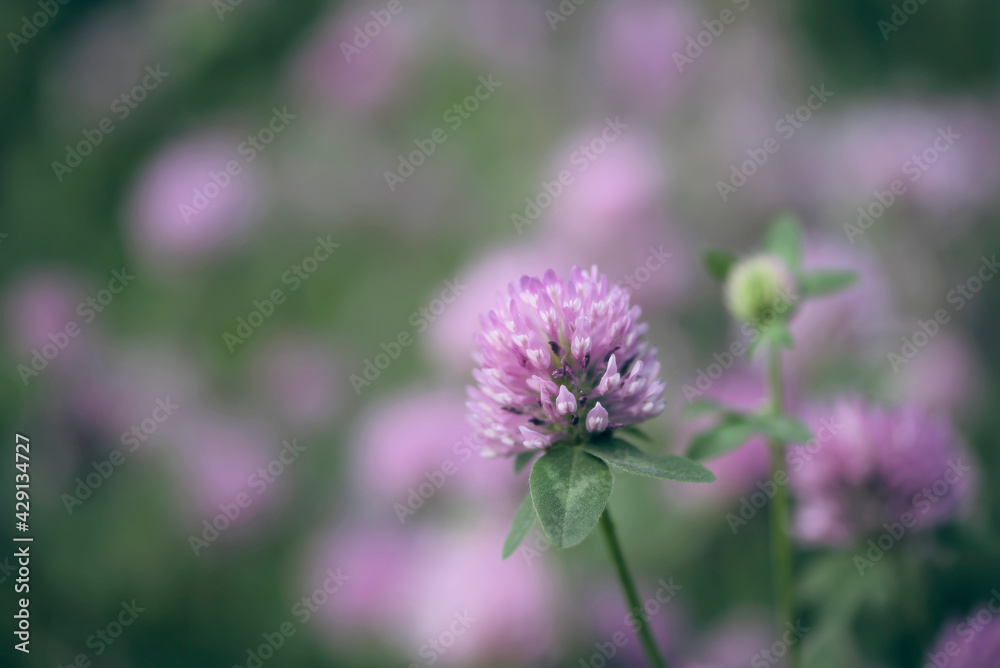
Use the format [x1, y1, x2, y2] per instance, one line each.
[703, 251, 737, 281]
[763, 214, 802, 269]
[529, 447, 613, 548]
[751, 415, 812, 444]
[502, 493, 537, 559]
[686, 417, 760, 460]
[513, 450, 538, 474]
[583, 439, 716, 483]
[799, 270, 858, 297]
[686, 412, 812, 460]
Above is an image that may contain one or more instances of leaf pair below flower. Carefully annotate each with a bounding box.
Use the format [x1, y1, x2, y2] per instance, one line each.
[503, 439, 715, 557]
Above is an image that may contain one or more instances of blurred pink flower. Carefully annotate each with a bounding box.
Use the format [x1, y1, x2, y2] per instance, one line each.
[545, 130, 665, 245]
[541, 128, 693, 305]
[304, 523, 423, 639]
[679, 614, 775, 668]
[802, 102, 1000, 216]
[405, 520, 560, 665]
[594, 0, 698, 110]
[355, 388, 470, 497]
[290, 4, 419, 113]
[927, 605, 1000, 668]
[3, 269, 87, 357]
[789, 398, 975, 546]
[126, 132, 265, 271]
[172, 413, 280, 527]
[353, 387, 520, 510]
[889, 331, 981, 414]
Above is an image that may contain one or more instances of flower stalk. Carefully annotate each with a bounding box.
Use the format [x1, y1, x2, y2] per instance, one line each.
[766, 344, 798, 668]
[599, 508, 667, 668]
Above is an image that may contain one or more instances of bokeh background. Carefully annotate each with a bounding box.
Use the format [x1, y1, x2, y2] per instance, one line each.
[2, 0, 1000, 666]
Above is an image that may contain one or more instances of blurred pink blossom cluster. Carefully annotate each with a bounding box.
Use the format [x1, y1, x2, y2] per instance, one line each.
[789, 398, 974, 546]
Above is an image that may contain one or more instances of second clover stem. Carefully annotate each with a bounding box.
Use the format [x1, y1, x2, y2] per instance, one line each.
[767, 345, 799, 668]
[598, 508, 667, 668]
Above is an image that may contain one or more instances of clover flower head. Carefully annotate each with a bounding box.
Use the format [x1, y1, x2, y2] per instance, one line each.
[789, 398, 975, 546]
[927, 608, 1000, 668]
[466, 266, 666, 457]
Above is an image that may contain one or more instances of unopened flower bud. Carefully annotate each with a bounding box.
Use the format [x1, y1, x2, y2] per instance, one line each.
[724, 254, 794, 324]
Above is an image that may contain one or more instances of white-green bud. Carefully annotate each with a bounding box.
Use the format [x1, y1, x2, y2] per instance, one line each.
[724, 254, 795, 324]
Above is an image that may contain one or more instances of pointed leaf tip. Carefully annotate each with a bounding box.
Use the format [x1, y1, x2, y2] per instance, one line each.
[799, 270, 858, 297]
[502, 493, 537, 559]
[584, 439, 716, 483]
[764, 214, 803, 270]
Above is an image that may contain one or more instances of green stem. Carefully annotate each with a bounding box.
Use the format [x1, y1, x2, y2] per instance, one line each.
[767, 345, 799, 668]
[599, 508, 667, 668]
